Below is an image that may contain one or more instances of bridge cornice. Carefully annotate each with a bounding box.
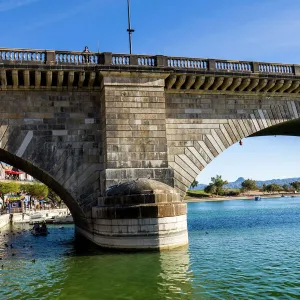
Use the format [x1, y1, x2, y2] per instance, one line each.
[1, 48, 300, 94]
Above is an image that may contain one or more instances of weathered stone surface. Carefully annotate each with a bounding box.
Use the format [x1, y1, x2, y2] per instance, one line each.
[105, 179, 178, 196]
[88, 179, 187, 249]
[165, 92, 300, 195]
[1, 50, 300, 249]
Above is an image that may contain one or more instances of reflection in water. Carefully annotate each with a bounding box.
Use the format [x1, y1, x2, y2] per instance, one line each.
[0, 224, 193, 300]
[59, 246, 194, 299]
[158, 248, 194, 299]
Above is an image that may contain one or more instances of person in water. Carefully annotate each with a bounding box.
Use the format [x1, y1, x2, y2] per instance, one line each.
[41, 222, 47, 231]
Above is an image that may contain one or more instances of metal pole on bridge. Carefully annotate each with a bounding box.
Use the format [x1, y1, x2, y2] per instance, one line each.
[127, 0, 134, 54]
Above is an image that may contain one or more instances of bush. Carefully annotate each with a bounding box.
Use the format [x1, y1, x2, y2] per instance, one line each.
[225, 190, 240, 196]
[186, 191, 210, 198]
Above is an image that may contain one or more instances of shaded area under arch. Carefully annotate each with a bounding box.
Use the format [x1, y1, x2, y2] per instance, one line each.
[251, 118, 300, 137]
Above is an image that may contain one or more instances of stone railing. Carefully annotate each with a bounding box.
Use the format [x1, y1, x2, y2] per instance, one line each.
[215, 60, 252, 72]
[0, 48, 46, 63]
[56, 50, 99, 64]
[0, 47, 299, 76]
[258, 63, 294, 74]
[167, 57, 207, 69]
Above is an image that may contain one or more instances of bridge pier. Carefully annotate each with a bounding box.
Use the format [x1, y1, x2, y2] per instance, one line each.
[76, 180, 188, 250]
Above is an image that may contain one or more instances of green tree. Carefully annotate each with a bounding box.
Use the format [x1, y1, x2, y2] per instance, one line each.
[190, 180, 199, 189]
[21, 183, 32, 194]
[262, 184, 267, 192]
[0, 182, 20, 196]
[204, 175, 228, 196]
[21, 183, 48, 209]
[47, 188, 62, 207]
[21, 183, 48, 200]
[30, 183, 48, 199]
[265, 184, 282, 193]
[290, 181, 300, 192]
[241, 179, 257, 192]
[282, 184, 290, 192]
[204, 184, 217, 194]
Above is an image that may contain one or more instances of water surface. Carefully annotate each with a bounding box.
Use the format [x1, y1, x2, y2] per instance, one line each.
[1, 197, 300, 299]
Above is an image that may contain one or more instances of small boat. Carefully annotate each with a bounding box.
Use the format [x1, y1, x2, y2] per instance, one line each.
[281, 195, 286, 198]
[30, 213, 43, 219]
[31, 222, 48, 236]
[52, 215, 73, 224]
[255, 196, 261, 201]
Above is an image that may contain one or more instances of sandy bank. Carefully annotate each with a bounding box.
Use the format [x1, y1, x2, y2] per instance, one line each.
[185, 193, 298, 203]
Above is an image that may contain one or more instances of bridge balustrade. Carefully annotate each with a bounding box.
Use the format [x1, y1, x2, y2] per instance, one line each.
[112, 55, 130, 65]
[0, 47, 299, 76]
[137, 56, 156, 66]
[258, 63, 293, 74]
[56, 51, 99, 64]
[215, 60, 252, 72]
[0, 48, 46, 63]
[167, 57, 207, 69]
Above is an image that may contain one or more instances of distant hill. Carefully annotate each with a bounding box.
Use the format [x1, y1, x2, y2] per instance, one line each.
[193, 177, 300, 190]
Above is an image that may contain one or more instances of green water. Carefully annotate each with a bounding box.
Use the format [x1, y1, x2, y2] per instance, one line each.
[1, 197, 300, 299]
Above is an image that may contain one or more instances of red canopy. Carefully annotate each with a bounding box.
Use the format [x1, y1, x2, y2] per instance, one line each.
[5, 170, 23, 175]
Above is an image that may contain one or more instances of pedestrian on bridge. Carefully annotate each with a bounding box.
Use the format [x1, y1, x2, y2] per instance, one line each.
[83, 46, 90, 63]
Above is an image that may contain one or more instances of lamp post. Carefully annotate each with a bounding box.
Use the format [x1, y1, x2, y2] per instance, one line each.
[127, 0, 134, 54]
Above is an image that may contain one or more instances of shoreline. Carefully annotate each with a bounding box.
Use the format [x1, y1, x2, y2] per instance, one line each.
[185, 193, 298, 202]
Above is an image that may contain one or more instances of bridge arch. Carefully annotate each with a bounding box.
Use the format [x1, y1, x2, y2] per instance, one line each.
[166, 94, 300, 196]
[0, 148, 83, 217]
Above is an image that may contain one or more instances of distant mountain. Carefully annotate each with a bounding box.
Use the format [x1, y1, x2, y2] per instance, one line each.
[226, 177, 245, 188]
[253, 178, 300, 188]
[193, 177, 300, 190]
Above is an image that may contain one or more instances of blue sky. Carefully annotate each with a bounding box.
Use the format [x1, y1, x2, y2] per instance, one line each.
[1, 0, 300, 184]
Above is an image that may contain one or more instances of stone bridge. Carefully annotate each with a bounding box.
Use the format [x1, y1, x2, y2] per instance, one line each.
[0, 48, 299, 250]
